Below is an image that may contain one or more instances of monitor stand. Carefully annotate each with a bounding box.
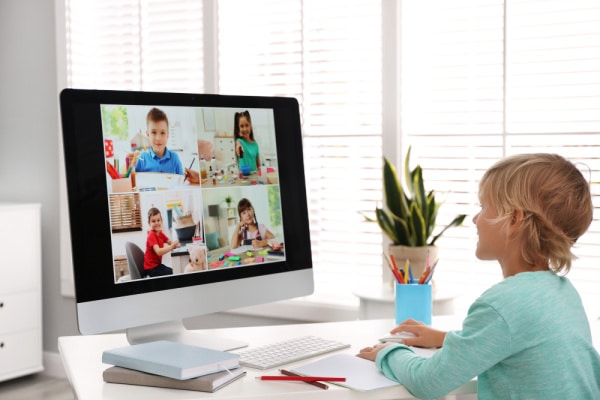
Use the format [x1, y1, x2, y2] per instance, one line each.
[126, 320, 248, 351]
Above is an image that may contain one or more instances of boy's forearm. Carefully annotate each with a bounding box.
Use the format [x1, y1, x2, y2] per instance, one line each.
[153, 244, 172, 256]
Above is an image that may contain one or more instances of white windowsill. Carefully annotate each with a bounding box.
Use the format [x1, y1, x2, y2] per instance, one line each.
[225, 298, 360, 323]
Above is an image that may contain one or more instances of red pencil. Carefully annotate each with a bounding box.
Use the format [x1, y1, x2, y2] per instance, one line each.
[389, 253, 406, 284]
[389, 253, 399, 272]
[278, 368, 331, 390]
[383, 253, 403, 284]
[257, 376, 346, 382]
[106, 161, 120, 179]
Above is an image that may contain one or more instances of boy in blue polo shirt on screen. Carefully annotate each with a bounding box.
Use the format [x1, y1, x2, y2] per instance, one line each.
[134, 107, 183, 174]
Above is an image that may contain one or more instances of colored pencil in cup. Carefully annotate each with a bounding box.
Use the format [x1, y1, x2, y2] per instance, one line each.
[384, 253, 403, 284]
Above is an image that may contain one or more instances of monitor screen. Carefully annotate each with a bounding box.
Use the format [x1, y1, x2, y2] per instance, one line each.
[60, 89, 313, 350]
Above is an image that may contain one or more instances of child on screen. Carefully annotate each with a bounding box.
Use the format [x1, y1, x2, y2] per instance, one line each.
[134, 107, 184, 174]
[357, 153, 600, 399]
[144, 207, 179, 277]
[231, 198, 274, 249]
[234, 110, 261, 172]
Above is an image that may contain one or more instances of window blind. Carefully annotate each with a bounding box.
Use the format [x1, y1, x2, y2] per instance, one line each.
[63, 0, 384, 307]
[218, 0, 383, 305]
[400, 0, 600, 315]
[65, 0, 204, 92]
[62, 0, 600, 316]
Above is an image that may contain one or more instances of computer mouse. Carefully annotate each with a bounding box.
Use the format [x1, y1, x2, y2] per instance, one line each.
[378, 331, 416, 343]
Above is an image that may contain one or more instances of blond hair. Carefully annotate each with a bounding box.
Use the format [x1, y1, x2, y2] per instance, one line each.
[479, 153, 592, 274]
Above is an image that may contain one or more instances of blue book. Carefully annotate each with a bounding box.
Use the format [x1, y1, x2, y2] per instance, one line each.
[102, 340, 240, 380]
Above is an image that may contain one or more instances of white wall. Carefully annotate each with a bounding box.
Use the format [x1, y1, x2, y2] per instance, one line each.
[0, 0, 79, 353]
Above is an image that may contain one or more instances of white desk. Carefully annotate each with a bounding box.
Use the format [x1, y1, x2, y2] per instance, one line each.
[59, 317, 477, 400]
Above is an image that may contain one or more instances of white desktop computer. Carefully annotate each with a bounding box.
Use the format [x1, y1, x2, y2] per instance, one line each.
[60, 89, 313, 350]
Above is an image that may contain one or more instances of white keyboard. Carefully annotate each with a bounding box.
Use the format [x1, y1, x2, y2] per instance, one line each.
[237, 335, 350, 370]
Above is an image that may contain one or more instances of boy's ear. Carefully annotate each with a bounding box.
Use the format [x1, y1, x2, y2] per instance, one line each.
[509, 209, 525, 234]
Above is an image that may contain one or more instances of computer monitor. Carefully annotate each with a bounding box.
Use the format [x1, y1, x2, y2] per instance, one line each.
[60, 89, 313, 350]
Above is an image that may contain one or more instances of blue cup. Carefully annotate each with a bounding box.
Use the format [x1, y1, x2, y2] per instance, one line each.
[240, 165, 251, 176]
[395, 283, 432, 325]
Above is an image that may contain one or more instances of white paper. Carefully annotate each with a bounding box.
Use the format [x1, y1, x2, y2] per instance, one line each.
[291, 354, 399, 391]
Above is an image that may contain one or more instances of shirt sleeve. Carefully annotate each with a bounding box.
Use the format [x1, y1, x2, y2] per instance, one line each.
[134, 152, 148, 172]
[375, 300, 513, 399]
[146, 231, 159, 247]
[159, 231, 169, 243]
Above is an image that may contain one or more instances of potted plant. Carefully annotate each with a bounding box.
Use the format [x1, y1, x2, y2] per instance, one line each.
[225, 195, 236, 219]
[368, 147, 466, 279]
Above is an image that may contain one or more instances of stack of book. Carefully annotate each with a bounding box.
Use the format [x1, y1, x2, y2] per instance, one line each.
[102, 340, 245, 392]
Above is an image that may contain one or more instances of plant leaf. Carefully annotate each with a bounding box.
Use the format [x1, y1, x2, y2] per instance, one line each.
[429, 214, 467, 246]
[359, 210, 376, 223]
[426, 191, 438, 238]
[412, 165, 427, 227]
[375, 146, 466, 247]
[391, 214, 411, 246]
[403, 146, 413, 195]
[409, 202, 426, 246]
[375, 207, 400, 244]
[383, 157, 409, 219]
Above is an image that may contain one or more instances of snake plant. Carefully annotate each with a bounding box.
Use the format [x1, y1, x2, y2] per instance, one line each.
[372, 147, 466, 247]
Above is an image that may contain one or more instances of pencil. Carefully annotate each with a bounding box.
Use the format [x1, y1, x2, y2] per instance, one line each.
[183, 157, 196, 182]
[424, 259, 439, 284]
[418, 266, 430, 284]
[418, 251, 430, 284]
[278, 369, 332, 390]
[407, 260, 414, 283]
[106, 161, 120, 179]
[257, 375, 345, 382]
[126, 152, 138, 178]
[383, 253, 403, 284]
[389, 253, 401, 275]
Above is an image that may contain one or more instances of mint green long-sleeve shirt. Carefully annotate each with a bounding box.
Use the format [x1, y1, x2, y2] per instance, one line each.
[376, 271, 600, 399]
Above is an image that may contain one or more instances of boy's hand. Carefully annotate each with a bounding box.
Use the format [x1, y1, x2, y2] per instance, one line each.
[184, 168, 200, 184]
[356, 342, 391, 361]
[171, 240, 180, 249]
[391, 319, 447, 348]
[126, 150, 140, 165]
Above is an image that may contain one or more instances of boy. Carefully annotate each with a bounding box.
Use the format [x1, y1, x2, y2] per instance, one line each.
[144, 207, 179, 277]
[358, 153, 600, 399]
[135, 107, 183, 174]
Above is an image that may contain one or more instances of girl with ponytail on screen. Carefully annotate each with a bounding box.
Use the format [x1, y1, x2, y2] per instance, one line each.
[231, 198, 274, 249]
[234, 110, 261, 173]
